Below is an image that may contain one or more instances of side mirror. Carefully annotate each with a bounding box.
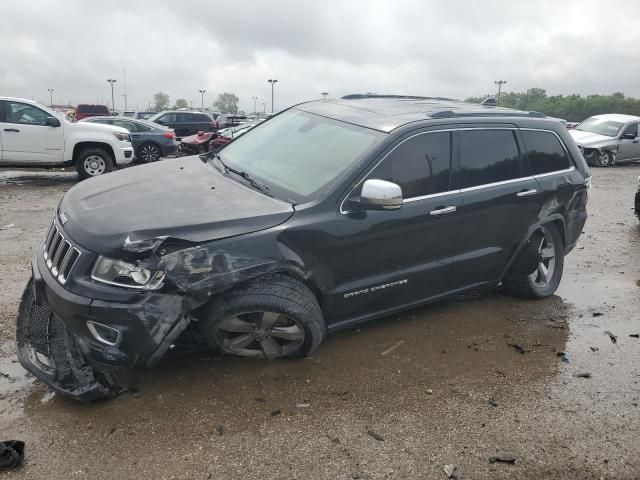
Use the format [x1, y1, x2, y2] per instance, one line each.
[359, 179, 403, 210]
[621, 132, 637, 140]
[45, 116, 61, 127]
[155, 119, 164, 125]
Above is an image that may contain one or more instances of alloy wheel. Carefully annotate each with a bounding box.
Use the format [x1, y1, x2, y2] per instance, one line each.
[528, 229, 556, 288]
[599, 151, 611, 166]
[140, 144, 160, 162]
[83, 155, 106, 176]
[214, 311, 305, 359]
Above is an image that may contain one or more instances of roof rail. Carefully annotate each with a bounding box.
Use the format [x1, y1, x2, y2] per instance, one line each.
[429, 110, 546, 119]
[341, 94, 458, 101]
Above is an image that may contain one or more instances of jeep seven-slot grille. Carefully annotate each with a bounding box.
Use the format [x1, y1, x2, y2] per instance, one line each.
[43, 221, 81, 285]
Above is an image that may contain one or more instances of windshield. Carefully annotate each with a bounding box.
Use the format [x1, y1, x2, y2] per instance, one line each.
[576, 117, 625, 137]
[218, 109, 384, 203]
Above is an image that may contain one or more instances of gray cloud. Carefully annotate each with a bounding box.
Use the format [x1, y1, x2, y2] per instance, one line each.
[2, 0, 640, 113]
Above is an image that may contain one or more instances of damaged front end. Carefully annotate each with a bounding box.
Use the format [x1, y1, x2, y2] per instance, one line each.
[16, 222, 299, 402]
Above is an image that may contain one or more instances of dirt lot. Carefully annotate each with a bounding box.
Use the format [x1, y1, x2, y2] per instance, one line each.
[0, 165, 639, 479]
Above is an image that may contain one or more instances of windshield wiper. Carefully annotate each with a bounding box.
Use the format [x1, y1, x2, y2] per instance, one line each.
[213, 154, 272, 196]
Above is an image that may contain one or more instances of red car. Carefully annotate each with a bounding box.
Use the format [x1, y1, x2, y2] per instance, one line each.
[208, 123, 256, 150]
[74, 104, 111, 121]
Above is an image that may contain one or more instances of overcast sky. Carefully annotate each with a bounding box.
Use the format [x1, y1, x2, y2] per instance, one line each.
[2, 0, 639, 112]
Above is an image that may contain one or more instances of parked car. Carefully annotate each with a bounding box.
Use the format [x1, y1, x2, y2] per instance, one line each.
[217, 114, 248, 129]
[16, 94, 590, 401]
[569, 114, 640, 166]
[74, 104, 111, 121]
[135, 112, 156, 120]
[148, 111, 217, 137]
[0, 96, 133, 179]
[122, 111, 135, 118]
[81, 116, 178, 162]
[209, 123, 255, 150]
[635, 176, 640, 220]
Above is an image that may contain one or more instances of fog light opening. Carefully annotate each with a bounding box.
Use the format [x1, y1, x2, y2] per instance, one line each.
[86, 321, 121, 346]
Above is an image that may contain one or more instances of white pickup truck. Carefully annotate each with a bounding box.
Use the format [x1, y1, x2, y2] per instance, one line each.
[0, 96, 134, 179]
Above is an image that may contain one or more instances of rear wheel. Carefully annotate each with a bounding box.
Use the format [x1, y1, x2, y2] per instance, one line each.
[76, 148, 114, 180]
[199, 274, 325, 359]
[502, 223, 564, 299]
[137, 142, 161, 163]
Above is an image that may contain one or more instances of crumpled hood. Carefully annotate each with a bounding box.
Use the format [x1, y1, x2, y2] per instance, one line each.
[59, 157, 294, 256]
[569, 129, 617, 147]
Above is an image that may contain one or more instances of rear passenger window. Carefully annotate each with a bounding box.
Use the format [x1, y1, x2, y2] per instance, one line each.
[368, 131, 452, 197]
[460, 130, 521, 188]
[521, 130, 572, 175]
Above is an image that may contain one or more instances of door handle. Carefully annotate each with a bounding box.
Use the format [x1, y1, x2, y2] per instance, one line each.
[3, 128, 20, 132]
[516, 189, 538, 197]
[429, 206, 457, 216]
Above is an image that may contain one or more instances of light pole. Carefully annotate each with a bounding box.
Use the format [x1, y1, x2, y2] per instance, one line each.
[494, 80, 507, 105]
[47, 88, 54, 107]
[321, 91, 328, 101]
[267, 79, 278, 113]
[262, 102, 267, 114]
[198, 89, 206, 110]
[251, 96, 258, 115]
[107, 79, 117, 113]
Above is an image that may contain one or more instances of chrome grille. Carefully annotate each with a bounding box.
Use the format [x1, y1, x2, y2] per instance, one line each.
[42, 221, 81, 285]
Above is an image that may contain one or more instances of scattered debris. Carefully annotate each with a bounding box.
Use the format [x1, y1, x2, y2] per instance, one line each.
[488, 398, 498, 407]
[366, 429, 384, 441]
[592, 312, 604, 317]
[443, 464, 459, 479]
[381, 340, 405, 356]
[0, 224, 15, 231]
[507, 343, 528, 354]
[296, 403, 310, 408]
[557, 352, 570, 364]
[575, 372, 592, 378]
[630, 334, 639, 339]
[215, 425, 224, 436]
[426, 389, 433, 395]
[253, 397, 266, 403]
[270, 409, 281, 416]
[604, 331, 618, 344]
[0, 440, 25, 469]
[328, 436, 341, 444]
[489, 455, 516, 464]
[590, 346, 599, 352]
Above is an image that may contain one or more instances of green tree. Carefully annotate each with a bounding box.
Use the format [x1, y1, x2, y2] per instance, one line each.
[174, 98, 188, 109]
[153, 92, 170, 111]
[465, 89, 640, 122]
[214, 93, 239, 114]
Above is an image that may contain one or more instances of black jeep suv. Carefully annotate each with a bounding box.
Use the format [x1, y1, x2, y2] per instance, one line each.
[17, 94, 590, 401]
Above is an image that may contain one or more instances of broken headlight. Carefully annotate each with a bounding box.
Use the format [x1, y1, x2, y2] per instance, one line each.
[91, 256, 165, 290]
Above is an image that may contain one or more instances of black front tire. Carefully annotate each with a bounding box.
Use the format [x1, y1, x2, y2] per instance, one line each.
[502, 223, 565, 299]
[199, 274, 326, 359]
[76, 148, 114, 180]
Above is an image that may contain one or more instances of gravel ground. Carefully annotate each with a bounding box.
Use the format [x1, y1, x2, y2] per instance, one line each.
[0, 164, 639, 479]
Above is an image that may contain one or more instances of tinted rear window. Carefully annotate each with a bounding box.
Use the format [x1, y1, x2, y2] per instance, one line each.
[460, 130, 522, 188]
[521, 130, 572, 175]
[78, 105, 109, 114]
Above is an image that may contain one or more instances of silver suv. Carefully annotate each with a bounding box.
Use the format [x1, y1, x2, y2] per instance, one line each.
[570, 113, 640, 167]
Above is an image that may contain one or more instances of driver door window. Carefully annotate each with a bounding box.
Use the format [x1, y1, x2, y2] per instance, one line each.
[5, 102, 49, 126]
[622, 122, 638, 137]
[364, 131, 452, 198]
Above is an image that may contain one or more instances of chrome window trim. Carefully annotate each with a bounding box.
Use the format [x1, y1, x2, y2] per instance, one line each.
[532, 166, 575, 179]
[339, 126, 578, 214]
[460, 176, 535, 193]
[403, 189, 462, 203]
[339, 128, 456, 214]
